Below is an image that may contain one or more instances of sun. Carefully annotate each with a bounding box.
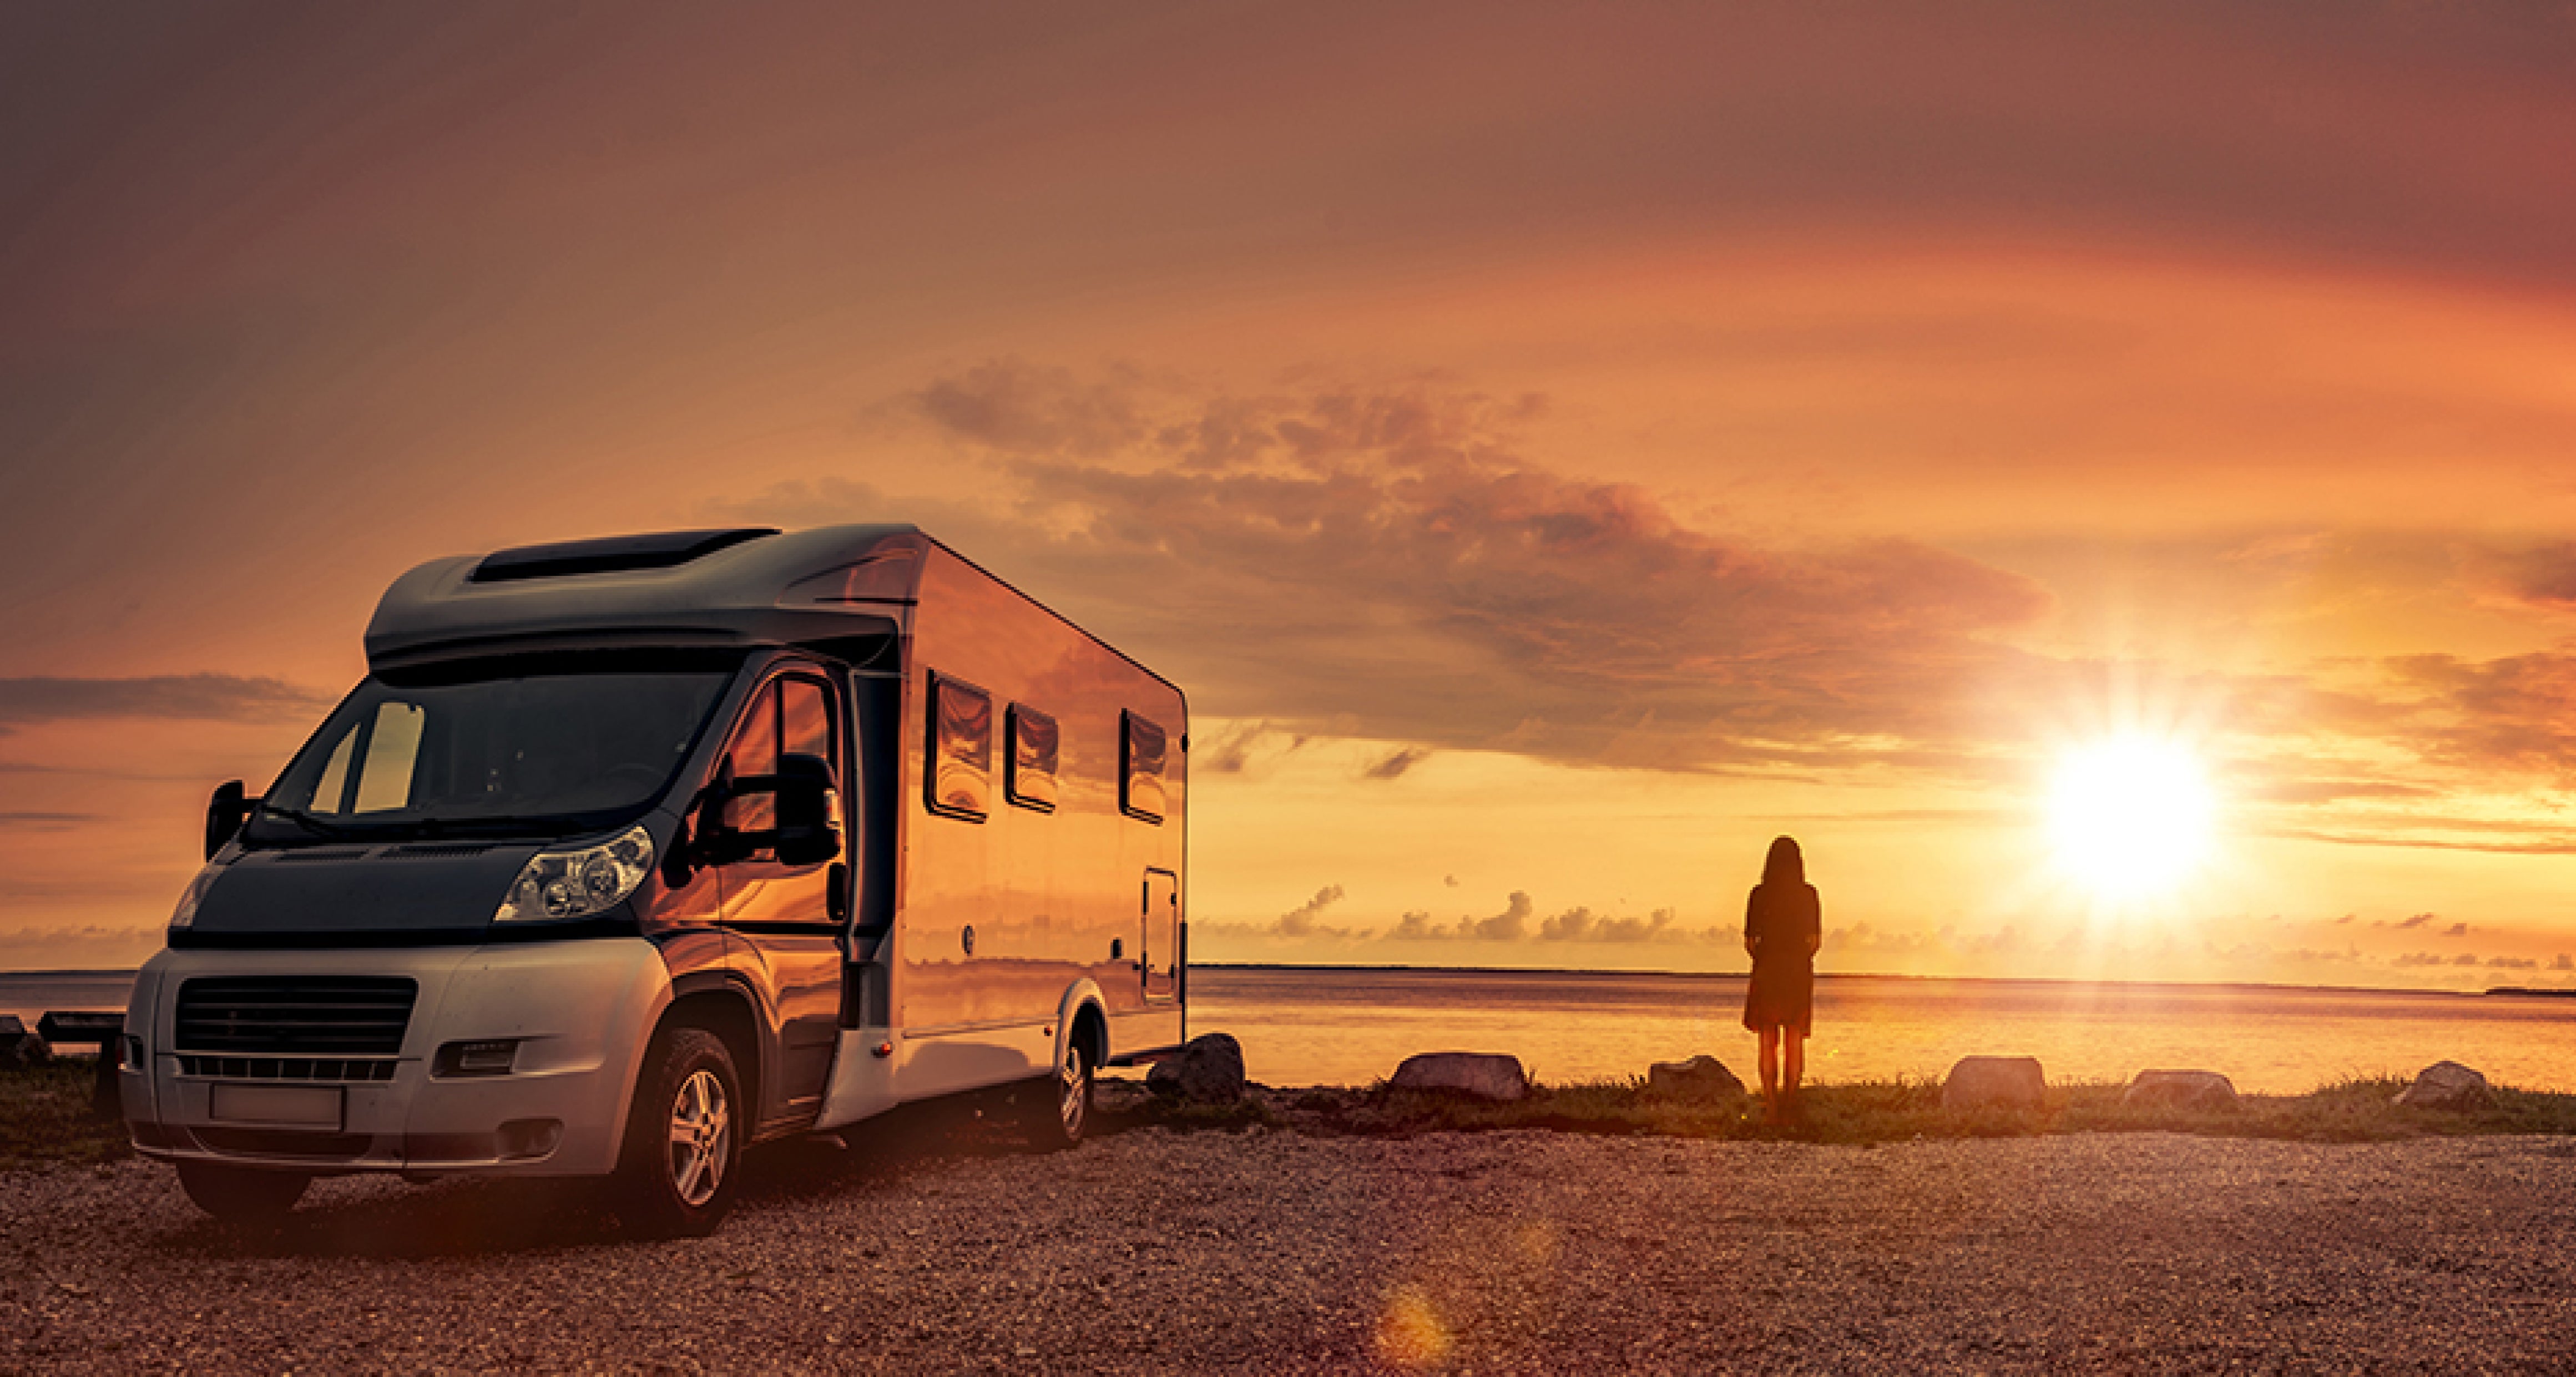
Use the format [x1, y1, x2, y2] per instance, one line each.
[2046, 736, 2217, 903]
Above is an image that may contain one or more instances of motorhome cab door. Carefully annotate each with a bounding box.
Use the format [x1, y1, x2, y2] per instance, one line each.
[1143, 868, 1179, 1000]
[713, 665, 847, 1126]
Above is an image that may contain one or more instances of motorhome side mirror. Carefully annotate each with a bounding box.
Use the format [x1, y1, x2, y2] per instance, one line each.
[204, 781, 254, 859]
[771, 753, 842, 868]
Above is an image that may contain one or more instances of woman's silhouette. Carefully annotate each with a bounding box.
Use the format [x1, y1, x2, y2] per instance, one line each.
[1742, 835, 1822, 1122]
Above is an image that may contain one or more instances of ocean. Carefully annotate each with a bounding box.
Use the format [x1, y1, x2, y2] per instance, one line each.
[1187, 965, 2576, 1094]
[11, 965, 2572, 1094]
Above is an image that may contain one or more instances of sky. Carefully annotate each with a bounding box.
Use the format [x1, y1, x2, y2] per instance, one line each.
[7, 1, 2576, 988]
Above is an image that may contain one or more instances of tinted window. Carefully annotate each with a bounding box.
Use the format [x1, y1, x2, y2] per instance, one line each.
[1121, 711, 1166, 823]
[1007, 705, 1058, 812]
[928, 673, 991, 819]
[251, 665, 733, 841]
[725, 682, 780, 834]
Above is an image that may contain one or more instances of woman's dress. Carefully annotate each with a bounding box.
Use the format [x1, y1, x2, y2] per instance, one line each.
[1741, 880, 1820, 1035]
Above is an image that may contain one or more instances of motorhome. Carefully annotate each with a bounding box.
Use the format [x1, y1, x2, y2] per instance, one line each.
[119, 525, 1188, 1234]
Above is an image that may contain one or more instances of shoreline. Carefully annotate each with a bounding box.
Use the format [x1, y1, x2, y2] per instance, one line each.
[14, 961, 2576, 1000]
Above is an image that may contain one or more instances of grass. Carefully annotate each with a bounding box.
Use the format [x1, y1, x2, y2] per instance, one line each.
[0, 1060, 131, 1170]
[1117, 1074, 2576, 1147]
[13, 1062, 2576, 1172]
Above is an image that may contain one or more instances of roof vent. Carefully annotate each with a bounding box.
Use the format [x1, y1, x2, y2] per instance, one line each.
[469, 528, 779, 584]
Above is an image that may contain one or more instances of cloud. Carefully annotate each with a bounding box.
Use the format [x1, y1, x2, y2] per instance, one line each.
[1387, 892, 1535, 942]
[1201, 884, 1355, 942]
[2397, 912, 2436, 929]
[1363, 748, 1431, 781]
[1538, 906, 1684, 944]
[2365, 654, 2576, 784]
[0, 812, 100, 827]
[2444, 922, 2469, 937]
[1273, 884, 1347, 939]
[0, 675, 326, 731]
[1189, 720, 1309, 776]
[2455, 953, 2480, 966]
[2488, 955, 2539, 969]
[882, 365, 2051, 774]
[2497, 542, 2576, 611]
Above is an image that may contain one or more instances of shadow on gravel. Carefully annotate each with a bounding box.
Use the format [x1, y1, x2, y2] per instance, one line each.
[143, 1096, 1090, 1261]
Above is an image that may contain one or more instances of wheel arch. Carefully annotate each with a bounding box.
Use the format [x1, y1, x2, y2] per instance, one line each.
[1054, 980, 1109, 1072]
[660, 974, 763, 1124]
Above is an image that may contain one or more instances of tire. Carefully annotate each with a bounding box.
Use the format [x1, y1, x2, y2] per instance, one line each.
[176, 1161, 309, 1226]
[1024, 1035, 1093, 1150]
[614, 1025, 744, 1238]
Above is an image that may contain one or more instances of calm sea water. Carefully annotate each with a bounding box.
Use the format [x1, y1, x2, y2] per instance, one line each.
[12, 966, 2573, 1094]
[1190, 966, 2576, 1094]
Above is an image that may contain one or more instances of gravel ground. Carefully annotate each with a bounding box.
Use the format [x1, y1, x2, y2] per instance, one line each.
[4, 1123, 2574, 1374]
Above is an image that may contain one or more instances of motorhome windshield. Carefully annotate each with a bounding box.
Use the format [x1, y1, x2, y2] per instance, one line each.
[243, 655, 739, 843]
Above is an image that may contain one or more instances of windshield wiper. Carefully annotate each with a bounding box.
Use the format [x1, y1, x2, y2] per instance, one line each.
[254, 803, 357, 842]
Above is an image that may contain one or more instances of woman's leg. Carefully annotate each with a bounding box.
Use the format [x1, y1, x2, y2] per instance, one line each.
[1757, 1025, 1781, 1109]
[1783, 1030, 1805, 1098]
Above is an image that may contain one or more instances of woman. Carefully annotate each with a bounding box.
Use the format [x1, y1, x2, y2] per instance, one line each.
[1742, 835, 1822, 1122]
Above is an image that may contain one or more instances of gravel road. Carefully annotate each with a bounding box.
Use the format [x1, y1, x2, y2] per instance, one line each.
[5, 1125, 2573, 1374]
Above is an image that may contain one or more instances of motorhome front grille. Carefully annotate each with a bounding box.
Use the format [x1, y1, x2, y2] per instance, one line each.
[174, 976, 417, 1056]
[175, 1055, 398, 1082]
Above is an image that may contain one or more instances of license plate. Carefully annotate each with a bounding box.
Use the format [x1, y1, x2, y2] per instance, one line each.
[209, 1084, 344, 1128]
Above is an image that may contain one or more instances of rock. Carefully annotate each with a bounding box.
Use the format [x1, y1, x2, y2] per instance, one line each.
[1941, 1055, 2044, 1111]
[2395, 1060, 2491, 1111]
[1646, 1054, 1746, 1101]
[2122, 1069, 2239, 1112]
[1388, 1051, 1528, 1102]
[1146, 1032, 1245, 1104]
[0, 1015, 50, 1070]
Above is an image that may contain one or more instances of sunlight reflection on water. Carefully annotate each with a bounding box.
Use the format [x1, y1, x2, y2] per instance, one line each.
[1191, 966, 2576, 1094]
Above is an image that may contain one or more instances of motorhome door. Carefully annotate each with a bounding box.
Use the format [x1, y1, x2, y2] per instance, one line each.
[1142, 868, 1179, 999]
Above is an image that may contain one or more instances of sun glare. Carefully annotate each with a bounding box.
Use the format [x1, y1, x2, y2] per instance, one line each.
[2046, 736, 2217, 903]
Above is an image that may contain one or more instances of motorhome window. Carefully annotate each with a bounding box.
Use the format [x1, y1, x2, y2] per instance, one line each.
[721, 674, 839, 844]
[782, 677, 834, 766]
[246, 665, 732, 843]
[1007, 705, 1058, 812]
[724, 684, 780, 834]
[927, 672, 991, 820]
[1120, 711, 1166, 823]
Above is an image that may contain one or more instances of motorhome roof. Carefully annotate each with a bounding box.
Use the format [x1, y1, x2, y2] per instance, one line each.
[365, 524, 928, 670]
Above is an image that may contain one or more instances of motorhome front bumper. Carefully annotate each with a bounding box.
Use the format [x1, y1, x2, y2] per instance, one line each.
[122, 938, 669, 1177]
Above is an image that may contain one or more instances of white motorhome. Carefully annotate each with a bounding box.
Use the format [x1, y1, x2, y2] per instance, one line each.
[120, 525, 1188, 1234]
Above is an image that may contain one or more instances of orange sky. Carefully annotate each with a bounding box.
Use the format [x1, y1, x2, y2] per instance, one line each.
[7, 2, 2576, 987]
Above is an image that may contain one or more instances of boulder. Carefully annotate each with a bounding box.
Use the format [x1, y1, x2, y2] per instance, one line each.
[1646, 1054, 1746, 1102]
[0, 1015, 49, 1070]
[1389, 1051, 1528, 1102]
[2394, 1060, 2491, 1111]
[1941, 1055, 2045, 1111]
[2122, 1069, 2239, 1112]
[1146, 1032, 1245, 1104]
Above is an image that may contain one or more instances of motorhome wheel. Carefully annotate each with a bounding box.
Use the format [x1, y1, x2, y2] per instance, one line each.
[616, 1025, 743, 1237]
[1026, 1037, 1093, 1149]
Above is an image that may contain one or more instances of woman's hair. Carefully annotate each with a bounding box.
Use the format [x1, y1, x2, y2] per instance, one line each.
[1761, 835, 1804, 886]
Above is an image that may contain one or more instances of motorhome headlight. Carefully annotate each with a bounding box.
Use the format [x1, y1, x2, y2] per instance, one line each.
[494, 825, 654, 923]
[168, 864, 220, 930]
